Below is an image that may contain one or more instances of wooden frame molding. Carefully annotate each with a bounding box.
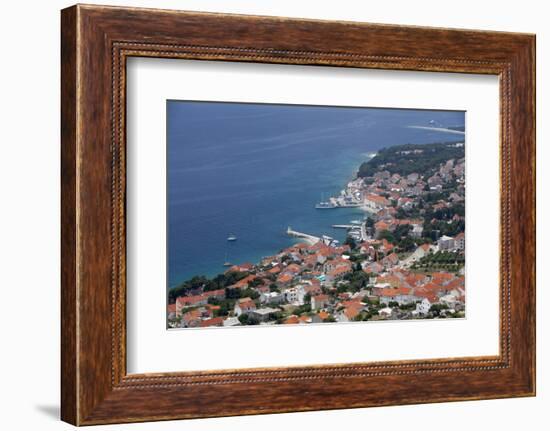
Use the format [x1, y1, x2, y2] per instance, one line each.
[61, 4, 535, 425]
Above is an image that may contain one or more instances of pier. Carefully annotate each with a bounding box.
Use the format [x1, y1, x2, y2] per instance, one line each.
[331, 224, 355, 229]
[286, 227, 320, 245]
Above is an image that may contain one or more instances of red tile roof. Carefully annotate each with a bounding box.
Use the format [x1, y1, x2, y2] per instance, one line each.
[413, 288, 439, 303]
[375, 221, 391, 231]
[268, 266, 281, 274]
[199, 317, 224, 327]
[431, 272, 455, 285]
[328, 266, 351, 277]
[286, 263, 302, 274]
[344, 305, 362, 320]
[366, 194, 390, 205]
[176, 295, 206, 307]
[236, 299, 256, 311]
[182, 309, 202, 322]
[405, 273, 428, 286]
[283, 315, 299, 324]
[277, 273, 294, 283]
[318, 311, 330, 320]
[376, 274, 401, 287]
[420, 282, 445, 292]
[202, 289, 225, 298]
[377, 287, 412, 297]
[233, 274, 257, 288]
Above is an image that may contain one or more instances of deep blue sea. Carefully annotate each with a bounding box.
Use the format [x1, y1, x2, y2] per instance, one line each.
[167, 101, 465, 287]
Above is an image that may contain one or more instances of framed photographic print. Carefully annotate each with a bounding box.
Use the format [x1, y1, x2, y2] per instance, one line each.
[61, 4, 536, 425]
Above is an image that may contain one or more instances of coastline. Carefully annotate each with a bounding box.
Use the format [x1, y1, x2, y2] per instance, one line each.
[170, 152, 377, 288]
[167, 126, 466, 289]
[168, 138, 466, 328]
[407, 125, 465, 135]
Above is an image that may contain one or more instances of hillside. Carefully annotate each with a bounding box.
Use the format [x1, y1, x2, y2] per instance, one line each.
[357, 141, 464, 178]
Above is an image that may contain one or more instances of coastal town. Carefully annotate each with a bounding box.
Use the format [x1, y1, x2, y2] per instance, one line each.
[167, 141, 466, 329]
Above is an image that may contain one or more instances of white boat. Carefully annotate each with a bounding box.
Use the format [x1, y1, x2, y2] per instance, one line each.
[315, 193, 337, 209]
[227, 234, 237, 241]
[315, 201, 336, 209]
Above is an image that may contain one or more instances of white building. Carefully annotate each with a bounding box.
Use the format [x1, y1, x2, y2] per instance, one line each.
[284, 286, 306, 305]
[260, 291, 283, 305]
[223, 317, 241, 327]
[440, 294, 459, 308]
[234, 298, 256, 316]
[378, 307, 393, 318]
[454, 232, 465, 250]
[410, 224, 424, 238]
[411, 243, 431, 261]
[311, 294, 329, 310]
[438, 235, 455, 251]
[363, 194, 389, 212]
[250, 307, 279, 322]
[415, 298, 432, 315]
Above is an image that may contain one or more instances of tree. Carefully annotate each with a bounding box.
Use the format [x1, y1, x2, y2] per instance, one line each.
[365, 217, 375, 228]
[398, 236, 416, 252]
[225, 287, 243, 299]
[344, 236, 357, 250]
[241, 287, 260, 300]
[377, 229, 395, 243]
[394, 224, 412, 240]
[238, 314, 260, 325]
[249, 278, 264, 288]
[293, 304, 312, 315]
[247, 316, 260, 325]
[215, 300, 233, 317]
[357, 142, 464, 178]
[168, 271, 250, 302]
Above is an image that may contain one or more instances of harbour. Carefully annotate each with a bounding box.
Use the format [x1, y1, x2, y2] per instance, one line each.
[168, 101, 466, 286]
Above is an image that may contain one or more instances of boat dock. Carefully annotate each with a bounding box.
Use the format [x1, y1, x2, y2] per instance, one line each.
[331, 224, 355, 229]
[286, 227, 320, 245]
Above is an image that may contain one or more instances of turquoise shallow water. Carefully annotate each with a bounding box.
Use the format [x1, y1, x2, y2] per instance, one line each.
[167, 102, 464, 287]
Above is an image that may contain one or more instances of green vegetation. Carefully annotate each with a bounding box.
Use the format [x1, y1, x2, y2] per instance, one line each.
[238, 314, 259, 325]
[225, 286, 260, 300]
[377, 229, 396, 243]
[357, 142, 464, 178]
[293, 303, 312, 315]
[411, 250, 464, 273]
[207, 297, 236, 317]
[429, 303, 449, 317]
[169, 271, 248, 302]
[344, 236, 357, 250]
[343, 270, 370, 292]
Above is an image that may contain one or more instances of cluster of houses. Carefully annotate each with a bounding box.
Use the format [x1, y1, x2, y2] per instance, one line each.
[168, 153, 466, 329]
[168, 238, 465, 328]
